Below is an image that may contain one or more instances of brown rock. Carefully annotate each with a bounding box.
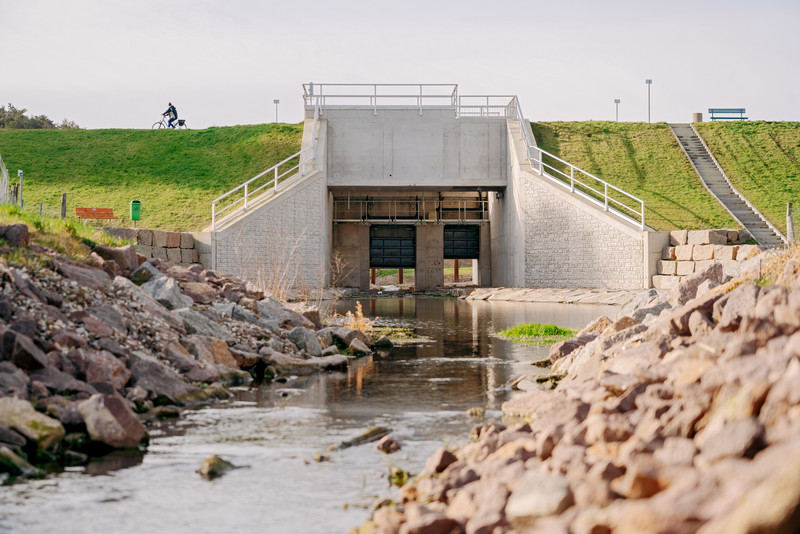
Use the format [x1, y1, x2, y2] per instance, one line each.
[424, 446, 458, 475]
[697, 417, 764, 464]
[181, 282, 217, 304]
[1, 329, 47, 371]
[78, 394, 148, 449]
[182, 335, 239, 368]
[0, 224, 30, 248]
[667, 262, 723, 307]
[93, 244, 139, 273]
[549, 332, 598, 363]
[85, 350, 130, 391]
[377, 435, 401, 453]
[53, 258, 110, 291]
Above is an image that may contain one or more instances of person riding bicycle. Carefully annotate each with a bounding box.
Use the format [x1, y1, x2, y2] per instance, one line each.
[162, 102, 178, 129]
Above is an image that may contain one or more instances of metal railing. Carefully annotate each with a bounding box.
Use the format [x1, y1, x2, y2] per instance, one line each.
[303, 83, 459, 115]
[508, 97, 646, 229]
[333, 196, 488, 224]
[211, 146, 313, 231]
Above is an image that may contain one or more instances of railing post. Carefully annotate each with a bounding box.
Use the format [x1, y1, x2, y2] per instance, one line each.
[641, 202, 645, 230]
[244, 184, 248, 211]
[274, 167, 279, 191]
[570, 167, 575, 192]
[604, 183, 609, 211]
[212, 201, 216, 231]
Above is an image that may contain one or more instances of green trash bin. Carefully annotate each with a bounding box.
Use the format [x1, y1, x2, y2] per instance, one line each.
[130, 200, 141, 221]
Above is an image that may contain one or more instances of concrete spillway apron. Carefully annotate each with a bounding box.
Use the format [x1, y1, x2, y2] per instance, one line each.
[669, 123, 786, 248]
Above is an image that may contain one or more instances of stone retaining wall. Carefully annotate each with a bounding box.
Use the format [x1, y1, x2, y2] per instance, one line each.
[103, 227, 202, 266]
[653, 228, 762, 289]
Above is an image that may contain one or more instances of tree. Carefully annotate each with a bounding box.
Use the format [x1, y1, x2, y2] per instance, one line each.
[0, 103, 80, 129]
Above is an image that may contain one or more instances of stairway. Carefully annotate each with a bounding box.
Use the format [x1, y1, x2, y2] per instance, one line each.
[669, 123, 785, 248]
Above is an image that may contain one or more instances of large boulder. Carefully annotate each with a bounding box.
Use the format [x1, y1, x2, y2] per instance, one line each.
[93, 244, 139, 273]
[78, 394, 148, 450]
[129, 262, 164, 285]
[162, 341, 220, 384]
[53, 258, 110, 291]
[181, 335, 239, 369]
[0, 224, 30, 248]
[0, 397, 64, 450]
[257, 297, 314, 328]
[173, 308, 235, 343]
[84, 350, 131, 392]
[128, 352, 202, 406]
[0, 361, 29, 398]
[287, 327, 323, 357]
[667, 262, 723, 307]
[1, 329, 48, 371]
[29, 367, 97, 397]
[141, 276, 193, 310]
[112, 277, 186, 333]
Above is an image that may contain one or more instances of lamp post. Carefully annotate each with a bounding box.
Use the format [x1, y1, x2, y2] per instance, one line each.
[614, 99, 620, 122]
[645, 79, 652, 123]
[273, 99, 280, 123]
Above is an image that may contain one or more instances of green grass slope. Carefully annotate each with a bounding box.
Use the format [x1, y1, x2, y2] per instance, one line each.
[531, 121, 739, 231]
[694, 121, 800, 235]
[0, 124, 303, 231]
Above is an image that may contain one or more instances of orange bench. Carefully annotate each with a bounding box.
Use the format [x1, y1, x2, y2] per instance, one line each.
[76, 207, 117, 227]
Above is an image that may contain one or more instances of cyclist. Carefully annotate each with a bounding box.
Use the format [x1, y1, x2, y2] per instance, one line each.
[162, 102, 178, 129]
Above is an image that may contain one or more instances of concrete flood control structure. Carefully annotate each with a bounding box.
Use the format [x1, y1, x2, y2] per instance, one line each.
[205, 84, 664, 292]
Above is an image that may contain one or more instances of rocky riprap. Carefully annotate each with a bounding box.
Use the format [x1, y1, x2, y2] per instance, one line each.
[0, 223, 375, 482]
[361, 247, 800, 534]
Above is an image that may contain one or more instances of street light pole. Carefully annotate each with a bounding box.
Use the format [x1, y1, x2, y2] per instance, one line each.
[645, 79, 652, 123]
[614, 99, 620, 122]
[273, 99, 280, 123]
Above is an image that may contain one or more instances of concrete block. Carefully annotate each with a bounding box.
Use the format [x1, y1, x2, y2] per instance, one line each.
[670, 230, 688, 246]
[192, 249, 200, 263]
[137, 229, 153, 246]
[737, 229, 753, 244]
[152, 247, 167, 261]
[652, 275, 680, 290]
[181, 249, 193, 263]
[695, 259, 716, 272]
[676, 261, 695, 276]
[166, 232, 181, 248]
[198, 252, 210, 268]
[136, 245, 153, 258]
[714, 245, 738, 261]
[726, 229, 739, 244]
[657, 260, 677, 275]
[687, 229, 727, 245]
[675, 244, 694, 261]
[737, 245, 763, 261]
[166, 248, 182, 263]
[661, 247, 676, 260]
[152, 231, 167, 248]
[692, 244, 714, 261]
[180, 233, 194, 249]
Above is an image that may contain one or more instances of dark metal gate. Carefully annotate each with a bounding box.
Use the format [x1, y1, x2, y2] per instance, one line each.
[444, 225, 480, 259]
[369, 225, 416, 268]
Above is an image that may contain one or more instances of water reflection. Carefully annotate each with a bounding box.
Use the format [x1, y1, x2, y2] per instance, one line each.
[3, 297, 617, 534]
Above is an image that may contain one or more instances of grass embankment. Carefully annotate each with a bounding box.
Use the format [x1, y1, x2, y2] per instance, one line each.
[497, 322, 577, 344]
[0, 124, 303, 232]
[531, 121, 739, 231]
[0, 205, 127, 264]
[695, 121, 800, 235]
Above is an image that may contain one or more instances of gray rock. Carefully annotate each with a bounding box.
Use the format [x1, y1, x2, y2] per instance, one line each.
[349, 338, 372, 356]
[0, 361, 30, 398]
[113, 277, 186, 333]
[667, 262, 723, 307]
[128, 352, 202, 406]
[87, 305, 127, 335]
[129, 262, 164, 285]
[29, 367, 97, 397]
[288, 327, 323, 357]
[141, 276, 193, 310]
[0, 445, 38, 476]
[257, 297, 314, 328]
[321, 345, 340, 357]
[173, 308, 235, 343]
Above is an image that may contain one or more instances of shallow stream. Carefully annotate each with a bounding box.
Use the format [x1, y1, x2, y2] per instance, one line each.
[2, 297, 615, 534]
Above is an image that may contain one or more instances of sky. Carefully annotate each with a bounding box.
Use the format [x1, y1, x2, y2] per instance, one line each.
[1, 0, 798, 129]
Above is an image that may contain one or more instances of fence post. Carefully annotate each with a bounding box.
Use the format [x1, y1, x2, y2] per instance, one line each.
[39, 203, 43, 216]
[787, 203, 796, 245]
[61, 193, 67, 219]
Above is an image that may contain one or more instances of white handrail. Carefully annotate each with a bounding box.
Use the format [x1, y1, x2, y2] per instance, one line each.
[508, 97, 646, 230]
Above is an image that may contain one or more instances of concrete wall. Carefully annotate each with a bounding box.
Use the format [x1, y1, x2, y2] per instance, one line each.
[491, 120, 652, 290]
[212, 170, 329, 290]
[324, 109, 507, 189]
[415, 225, 444, 290]
[331, 223, 369, 290]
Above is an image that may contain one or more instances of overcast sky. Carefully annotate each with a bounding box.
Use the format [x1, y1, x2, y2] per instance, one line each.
[1, 0, 798, 129]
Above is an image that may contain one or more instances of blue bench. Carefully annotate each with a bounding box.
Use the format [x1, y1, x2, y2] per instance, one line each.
[708, 108, 748, 121]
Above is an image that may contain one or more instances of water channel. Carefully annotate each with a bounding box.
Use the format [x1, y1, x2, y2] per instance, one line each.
[2, 297, 616, 534]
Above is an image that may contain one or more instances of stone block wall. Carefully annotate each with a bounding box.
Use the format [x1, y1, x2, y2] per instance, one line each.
[103, 227, 200, 266]
[653, 229, 762, 289]
[212, 171, 328, 290]
[518, 173, 645, 289]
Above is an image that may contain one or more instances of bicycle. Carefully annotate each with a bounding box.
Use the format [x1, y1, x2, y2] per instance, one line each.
[152, 116, 187, 129]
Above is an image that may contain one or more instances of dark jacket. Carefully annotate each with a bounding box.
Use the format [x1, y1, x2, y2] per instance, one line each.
[163, 105, 177, 119]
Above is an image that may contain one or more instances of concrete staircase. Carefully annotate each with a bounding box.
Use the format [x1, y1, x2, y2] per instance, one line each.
[669, 123, 785, 248]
